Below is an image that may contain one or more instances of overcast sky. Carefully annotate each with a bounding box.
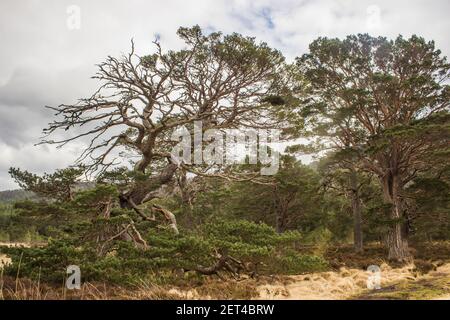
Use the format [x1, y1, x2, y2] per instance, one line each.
[0, 0, 449, 190]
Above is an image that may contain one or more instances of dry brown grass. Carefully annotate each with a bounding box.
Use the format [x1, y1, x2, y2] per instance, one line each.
[256, 242, 450, 300]
[0, 275, 190, 300]
[3, 262, 448, 300]
[354, 263, 450, 300]
[258, 263, 405, 299]
[188, 278, 259, 299]
[1, 242, 448, 300]
[257, 261, 450, 300]
[324, 242, 450, 270]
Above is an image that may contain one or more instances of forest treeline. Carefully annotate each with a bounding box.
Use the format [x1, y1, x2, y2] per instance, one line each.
[0, 26, 449, 286]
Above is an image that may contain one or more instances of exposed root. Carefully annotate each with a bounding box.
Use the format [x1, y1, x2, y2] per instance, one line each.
[185, 248, 247, 280]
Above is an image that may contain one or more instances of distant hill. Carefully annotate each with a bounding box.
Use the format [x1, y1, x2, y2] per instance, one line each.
[0, 189, 38, 202]
[0, 182, 96, 203]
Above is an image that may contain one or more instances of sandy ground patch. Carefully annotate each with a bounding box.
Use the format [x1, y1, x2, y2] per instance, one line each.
[433, 295, 450, 300]
[0, 242, 30, 269]
[0, 242, 31, 248]
[0, 254, 12, 268]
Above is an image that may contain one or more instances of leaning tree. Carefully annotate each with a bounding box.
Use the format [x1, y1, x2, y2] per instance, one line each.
[297, 34, 450, 261]
[39, 26, 289, 233]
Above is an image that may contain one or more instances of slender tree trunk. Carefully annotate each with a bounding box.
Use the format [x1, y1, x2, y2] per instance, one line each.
[273, 188, 290, 234]
[381, 172, 411, 262]
[177, 170, 195, 228]
[275, 211, 287, 233]
[349, 169, 363, 253]
[275, 201, 289, 233]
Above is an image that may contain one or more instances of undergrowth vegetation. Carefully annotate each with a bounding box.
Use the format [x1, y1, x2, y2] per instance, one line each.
[1, 218, 327, 286]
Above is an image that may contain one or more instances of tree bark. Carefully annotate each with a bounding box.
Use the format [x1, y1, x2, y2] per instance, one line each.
[381, 172, 411, 262]
[119, 163, 178, 208]
[349, 169, 363, 253]
[118, 162, 180, 236]
[275, 200, 289, 233]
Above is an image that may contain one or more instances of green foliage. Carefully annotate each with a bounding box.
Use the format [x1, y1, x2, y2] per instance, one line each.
[200, 219, 328, 274]
[406, 173, 450, 242]
[0, 185, 121, 243]
[1, 201, 71, 241]
[268, 252, 328, 274]
[2, 218, 327, 285]
[8, 167, 84, 202]
[2, 239, 89, 283]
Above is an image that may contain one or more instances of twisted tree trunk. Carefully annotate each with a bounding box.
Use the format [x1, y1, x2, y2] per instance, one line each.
[120, 163, 178, 207]
[119, 162, 180, 235]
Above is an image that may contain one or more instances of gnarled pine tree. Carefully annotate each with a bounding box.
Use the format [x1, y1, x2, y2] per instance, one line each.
[40, 26, 288, 231]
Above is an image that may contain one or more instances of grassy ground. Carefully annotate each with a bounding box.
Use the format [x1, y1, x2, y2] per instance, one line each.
[354, 263, 450, 300]
[1, 242, 449, 300]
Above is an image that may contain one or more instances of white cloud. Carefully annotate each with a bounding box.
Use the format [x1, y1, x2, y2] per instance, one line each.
[0, 142, 80, 190]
